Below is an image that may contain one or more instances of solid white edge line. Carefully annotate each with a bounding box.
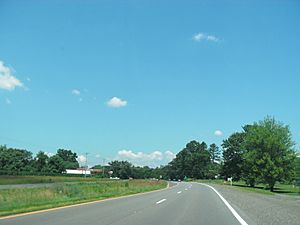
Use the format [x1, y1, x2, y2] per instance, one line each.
[197, 183, 248, 225]
[156, 199, 166, 204]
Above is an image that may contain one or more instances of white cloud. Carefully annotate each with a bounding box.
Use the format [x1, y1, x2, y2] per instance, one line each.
[77, 155, 87, 164]
[107, 97, 127, 108]
[193, 33, 220, 42]
[117, 149, 176, 167]
[118, 150, 163, 161]
[0, 61, 23, 91]
[214, 130, 223, 137]
[165, 150, 176, 160]
[5, 98, 11, 105]
[71, 89, 80, 95]
[45, 152, 54, 157]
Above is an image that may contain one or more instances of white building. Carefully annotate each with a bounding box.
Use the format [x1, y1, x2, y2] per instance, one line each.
[65, 169, 91, 175]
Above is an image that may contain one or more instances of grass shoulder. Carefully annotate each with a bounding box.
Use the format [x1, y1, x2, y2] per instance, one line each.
[195, 179, 300, 196]
[0, 179, 167, 217]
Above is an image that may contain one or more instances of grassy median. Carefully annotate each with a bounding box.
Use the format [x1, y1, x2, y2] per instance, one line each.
[0, 179, 167, 217]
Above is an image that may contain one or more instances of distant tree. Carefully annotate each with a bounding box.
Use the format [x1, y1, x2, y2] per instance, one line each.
[168, 140, 211, 180]
[243, 117, 296, 191]
[34, 151, 49, 172]
[294, 154, 300, 186]
[209, 143, 221, 162]
[0, 146, 33, 173]
[48, 155, 65, 173]
[221, 132, 245, 181]
[109, 161, 133, 179]
[57, 149, 79, 169]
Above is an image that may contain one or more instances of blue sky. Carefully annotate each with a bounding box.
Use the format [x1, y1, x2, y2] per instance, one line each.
[0, 0, 299, 167]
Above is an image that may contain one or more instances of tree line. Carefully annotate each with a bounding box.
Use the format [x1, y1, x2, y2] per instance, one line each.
[0, 147, 79, 175]
[0, 117, 299, 191]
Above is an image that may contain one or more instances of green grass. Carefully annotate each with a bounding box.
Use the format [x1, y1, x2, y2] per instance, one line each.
[195, 179, 300, 196]
[0, 179, 167, 217]
[0, 175, 102, 185]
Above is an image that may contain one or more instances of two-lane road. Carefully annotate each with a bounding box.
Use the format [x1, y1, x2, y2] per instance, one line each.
[1, 182, 248, 225]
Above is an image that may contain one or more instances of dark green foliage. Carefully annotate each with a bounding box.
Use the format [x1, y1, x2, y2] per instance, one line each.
[0, 146, 79, 175]
[57, 149, 79, 169]
[0, 146, 33, 172]
[109, 161, 133, 179]
[167, 140, 215, 180]
[294, 155, 300, 186]
[209, 143, 221, 162]
[221, 132, 246, 181]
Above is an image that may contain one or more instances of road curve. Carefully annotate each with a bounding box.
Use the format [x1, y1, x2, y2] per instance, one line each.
[1, 182, 248, 225]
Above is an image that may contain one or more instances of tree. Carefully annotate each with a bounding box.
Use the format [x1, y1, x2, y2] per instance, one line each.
[209, 143, 221, 162]
[0, 146, 33, 173]
[57, 149, 79, 169]
[294, 154, 300, 186]
[221, 132, 245, 181]
[34, 151, 49, 172]
[109, 161, 133, 179]
[243, 117, 296, 191]
[168, 140, 212, 180]
[48, 155, 66, 173]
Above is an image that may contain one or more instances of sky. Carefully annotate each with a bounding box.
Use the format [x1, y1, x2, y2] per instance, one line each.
[0, 0, 299, 167]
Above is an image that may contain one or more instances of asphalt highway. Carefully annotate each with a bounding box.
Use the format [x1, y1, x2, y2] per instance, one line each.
[0, 182, 248, 225]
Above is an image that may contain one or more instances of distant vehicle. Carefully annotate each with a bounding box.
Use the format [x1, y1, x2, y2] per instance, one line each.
[109, 177, 120, 180]
[178, 179, 181, 182]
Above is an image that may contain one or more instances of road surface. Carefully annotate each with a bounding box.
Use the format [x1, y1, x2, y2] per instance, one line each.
[0, 182, 248, 225]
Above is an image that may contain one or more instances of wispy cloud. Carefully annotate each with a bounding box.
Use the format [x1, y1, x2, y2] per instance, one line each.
[77, 155, 87, 164]
[71, 89, 81, 96]
[214, 130, 223, 137]
[193, 33, 220, 42]
[0, 61, 23, 91]
[5, 98, 11, 105]
[107, 97, 127, 108]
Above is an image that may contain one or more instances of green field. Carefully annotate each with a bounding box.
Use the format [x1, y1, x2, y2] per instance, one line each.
[0, 179, 167, 217]
[0, 175, 102, 185]
[196, 179, 300, 195]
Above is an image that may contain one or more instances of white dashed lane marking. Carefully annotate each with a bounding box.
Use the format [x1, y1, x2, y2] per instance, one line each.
[156, 199, 166, 205]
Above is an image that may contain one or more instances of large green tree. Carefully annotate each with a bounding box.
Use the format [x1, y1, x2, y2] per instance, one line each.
[221, 132, 245, 181]
[243, 117, 296, 191]
[168, 140, 212, 180]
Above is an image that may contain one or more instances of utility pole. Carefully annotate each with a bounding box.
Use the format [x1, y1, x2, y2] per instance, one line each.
[85, 152, 88, 178]
[102, 158, 105, 177]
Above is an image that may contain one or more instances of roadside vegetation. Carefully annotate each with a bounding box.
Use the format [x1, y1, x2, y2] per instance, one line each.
[0, 179, 167, 217]
[196, 179, 300, 196]
[1, 116, 299, 194]
[0, 175, 100, 185]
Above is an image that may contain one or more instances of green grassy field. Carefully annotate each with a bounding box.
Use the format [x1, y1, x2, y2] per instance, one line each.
[0, 179, 167, 217]
[0, 175, 102, 185]
[196, 179, 300, 196]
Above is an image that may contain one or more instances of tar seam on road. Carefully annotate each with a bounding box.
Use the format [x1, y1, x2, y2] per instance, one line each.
[196, 183, 248, 225]
[156, 199, 166, 204]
